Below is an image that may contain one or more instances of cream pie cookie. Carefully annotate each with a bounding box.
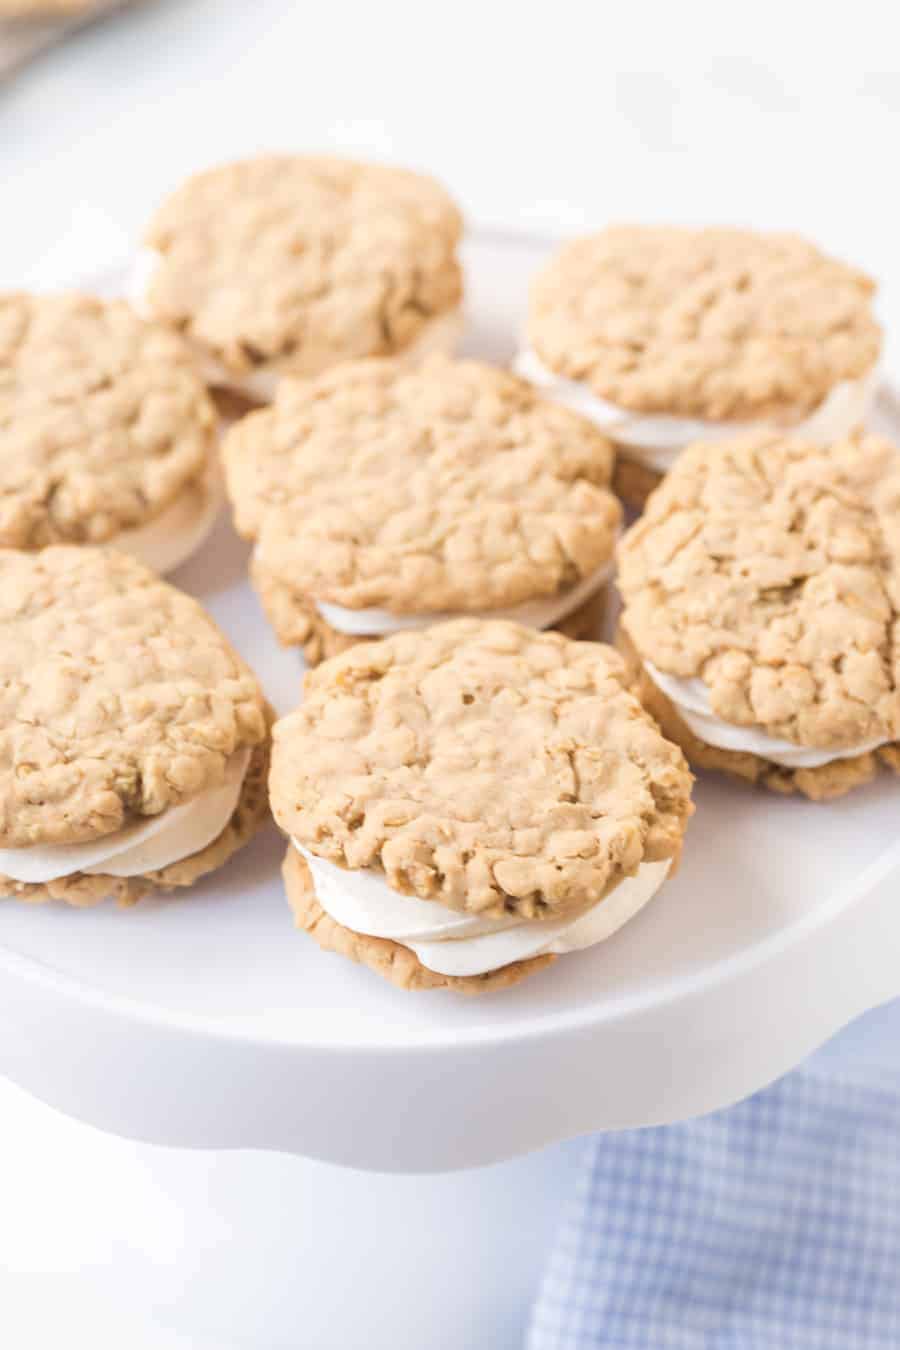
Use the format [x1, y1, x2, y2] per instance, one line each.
[270, 619, 694, 992]
[224, 356, 622, 663]
[0, 293, 221, 572]
[0, 547, 271, 906]
[133, 155, 464, 403]
[617, 432, 900, 799]
[515, 226, 881, 509]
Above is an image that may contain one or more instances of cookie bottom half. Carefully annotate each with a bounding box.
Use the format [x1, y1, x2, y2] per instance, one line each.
[616, 625, 900, 801]
[612, 456, 663, 513]
[0, 736, 272, 907]
[282, 847, 554, 993]
[254, 563, 610, 666]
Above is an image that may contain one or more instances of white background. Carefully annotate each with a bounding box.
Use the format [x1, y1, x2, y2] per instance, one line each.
[2, 4, 899, 1345]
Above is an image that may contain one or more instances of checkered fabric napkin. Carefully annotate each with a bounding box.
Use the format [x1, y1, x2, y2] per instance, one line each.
[527, 999, 900, 1349]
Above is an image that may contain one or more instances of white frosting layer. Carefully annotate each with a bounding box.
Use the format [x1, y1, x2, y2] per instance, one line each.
[316, 558, 615, 637]
[0, 748, 251, 884]
[112, 460, 223, 574]
[514, 348, 878, 474]
[297, 843, 670, 977]
[644, 662, 888, 769]
[131, 249, 464, 403]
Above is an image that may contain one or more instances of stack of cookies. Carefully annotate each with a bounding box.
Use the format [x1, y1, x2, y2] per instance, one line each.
[2, 151, 895, 996]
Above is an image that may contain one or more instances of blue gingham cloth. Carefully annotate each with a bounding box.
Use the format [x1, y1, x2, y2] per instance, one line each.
[527, 999, 900, 1349]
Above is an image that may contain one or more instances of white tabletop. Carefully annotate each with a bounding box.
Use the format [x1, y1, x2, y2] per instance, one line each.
[2, 5, 898, 1345]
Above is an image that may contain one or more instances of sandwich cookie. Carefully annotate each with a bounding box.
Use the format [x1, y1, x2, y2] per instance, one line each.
[515, 226, 881, 509]
[270, 619, 694, 993]
[0, 547, 271, 906]
[617, 432, 900, 799]
[133, 155, 464, 405]
[224, 356, 622, 663]
[0, 292, 222, 572]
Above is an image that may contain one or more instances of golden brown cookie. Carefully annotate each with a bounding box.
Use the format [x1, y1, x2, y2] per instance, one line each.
[516, 227, 881, 504]
[526, 226, 880, 420]
[138, 156, 464, 397]
[616, 623, 899, 800]
[617, 433, 900, 798]
[271, 619, 693, 921]
[283, 846, 553, 993]
[0, 292, 220, 571]
[225, 356, 621, 655]
[0, 547, 271, 905]
[5, 737, 272, 906]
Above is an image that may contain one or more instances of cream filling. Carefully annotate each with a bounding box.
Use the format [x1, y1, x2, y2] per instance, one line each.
[315, 558, 615, 637]
[645, 662, 888, 769]
[131, 248, 464, 402]
[296, 842, 670, 977]
[514, 348, 879, 474]
[0, 748, 251, 884]
[111, 459, 223, 574]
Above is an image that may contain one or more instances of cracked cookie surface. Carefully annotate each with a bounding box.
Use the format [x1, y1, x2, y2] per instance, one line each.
[527, 226, 880, 419]
[143, 155, 463, 381]
[617, 624, 900, 801]
[0, 546, 269, 847]
[617, 433, 900, 750]
[270, 619, 693, 921]
[1, 737, 272, 906]
[225, 356, 620, 625]
[0, 293, 217, 549]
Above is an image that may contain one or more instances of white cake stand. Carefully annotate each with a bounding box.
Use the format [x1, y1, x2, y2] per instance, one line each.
[2, 229, 899, 1174]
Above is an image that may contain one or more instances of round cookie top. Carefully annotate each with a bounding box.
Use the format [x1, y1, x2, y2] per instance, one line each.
[0, 293, 216, 550]
[270, 619, 693, 920]
[0, 547, 268, 848]
[224, 356, 621, 614]
[527, 226, 881, 420]
[618, 432, 900, 749]
[143, 155, 464, 382]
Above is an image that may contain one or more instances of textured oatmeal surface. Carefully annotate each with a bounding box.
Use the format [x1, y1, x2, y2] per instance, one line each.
[527, 226, 880, 419]
[1, 737, 272, 905]
[226, 356, 620, 630]
[270, 619, 693, 920]
[616, 624, 900, 801]
[618, 433, 900, 750]
[143, 155, 463, 380]
[0, 292, 216, 549]
[0, 547, 268, 847]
